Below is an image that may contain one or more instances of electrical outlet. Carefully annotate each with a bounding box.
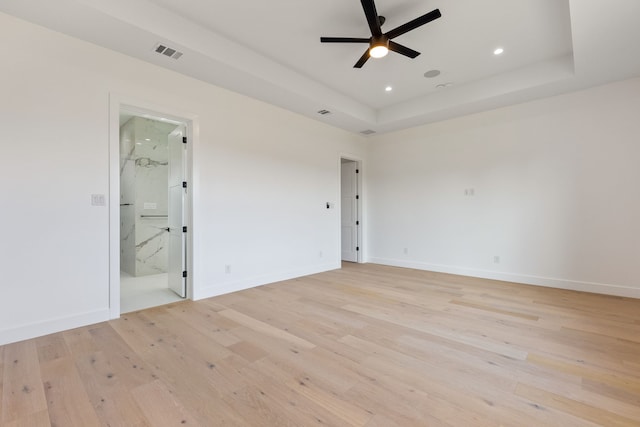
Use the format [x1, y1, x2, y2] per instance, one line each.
[493, 256, 500, 264]
[403, 248, 409, 255]
[225, 265, 231, 274]
[319, 250, 323, 258]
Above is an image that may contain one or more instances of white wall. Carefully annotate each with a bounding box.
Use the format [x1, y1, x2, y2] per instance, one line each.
[368, 77, 640, 298]
[0, 12, 367, 345]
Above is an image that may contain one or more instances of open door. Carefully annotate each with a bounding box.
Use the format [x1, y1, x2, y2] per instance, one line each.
[167, 126, 187, 297]
[341, 160, 359, 262]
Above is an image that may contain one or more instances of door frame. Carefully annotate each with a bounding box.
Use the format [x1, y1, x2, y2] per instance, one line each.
[109, 94, 197, 318]
[339, 154, 364, 264]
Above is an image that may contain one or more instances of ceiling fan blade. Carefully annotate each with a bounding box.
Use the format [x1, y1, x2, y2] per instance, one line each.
[361, 0, 383, 37]
[354, 50, 370, 68]
[385, 9, 441, 40]
[388, 41, 421, 58]
[320, 37, 370, 43]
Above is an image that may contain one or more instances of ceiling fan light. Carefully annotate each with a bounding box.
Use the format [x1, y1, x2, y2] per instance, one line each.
[369, 45, 389, 58]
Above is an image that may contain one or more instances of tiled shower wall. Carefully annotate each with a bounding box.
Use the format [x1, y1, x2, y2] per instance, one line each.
[120, 117, 177, 276]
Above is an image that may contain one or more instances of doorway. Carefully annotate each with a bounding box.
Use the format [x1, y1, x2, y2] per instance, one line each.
[117, 108, 190, 313]
[341, 157, 361, 263]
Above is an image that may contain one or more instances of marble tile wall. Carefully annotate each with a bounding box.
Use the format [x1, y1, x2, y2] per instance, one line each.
[119, 116, 177, 277]
[120, 118, 136, 276]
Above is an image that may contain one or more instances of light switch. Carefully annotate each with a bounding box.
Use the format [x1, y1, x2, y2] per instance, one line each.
[91, 194, 105, 206]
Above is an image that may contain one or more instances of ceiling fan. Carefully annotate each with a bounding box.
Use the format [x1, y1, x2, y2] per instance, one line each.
[321, 0, 441, 68]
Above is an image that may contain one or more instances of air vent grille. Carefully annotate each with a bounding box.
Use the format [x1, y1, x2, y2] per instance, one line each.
[360, 129, 376, 135]
[154, 44, 183, 60]
[317, 109, 331, 115]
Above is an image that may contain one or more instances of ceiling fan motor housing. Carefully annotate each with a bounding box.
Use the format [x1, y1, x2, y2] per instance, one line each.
[370, 35, 389, 49]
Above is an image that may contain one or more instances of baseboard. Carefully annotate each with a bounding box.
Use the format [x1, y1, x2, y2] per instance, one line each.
[368, 257, 640, 299]
[0, 308, 111, 346]
[194, 262, 341, 300]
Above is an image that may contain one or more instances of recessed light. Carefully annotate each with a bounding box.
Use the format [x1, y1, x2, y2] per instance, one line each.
[494, 47, 504, 55]
[145, 138, 151, 141]
[424, 69, 441, 78]
[385, 86, 393, 92]
[436, 82, 454, 89]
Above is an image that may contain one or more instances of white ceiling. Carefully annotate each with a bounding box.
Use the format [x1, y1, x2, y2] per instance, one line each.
[2, 0, 640, 135]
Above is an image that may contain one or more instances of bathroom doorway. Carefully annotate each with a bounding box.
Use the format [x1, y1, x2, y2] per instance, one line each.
[118, 109, 189, 313]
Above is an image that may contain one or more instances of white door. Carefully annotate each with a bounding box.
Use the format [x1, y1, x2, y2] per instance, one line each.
[167, 126, 186, 297]
[341, 161, 358, 262]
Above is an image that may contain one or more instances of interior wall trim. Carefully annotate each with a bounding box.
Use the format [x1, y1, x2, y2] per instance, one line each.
[368, 258, 640, 299]
[194, 262, 340, 301]
[0, 309, 110, 346]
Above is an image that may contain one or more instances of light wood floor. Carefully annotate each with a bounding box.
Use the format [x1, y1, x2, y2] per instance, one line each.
[2, 263, 640, 426]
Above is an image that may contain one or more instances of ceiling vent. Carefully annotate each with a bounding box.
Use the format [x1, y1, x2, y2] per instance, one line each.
[153, 43, 183, 60]
[360, 129, 376, 135]
[317, 109, 331, 115]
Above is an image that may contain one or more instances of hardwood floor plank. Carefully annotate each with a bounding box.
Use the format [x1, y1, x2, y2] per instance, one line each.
[0, 352, 4, 424]
[218, 308, 316, 349]
[341, 303, 529, 360]
[221, 385, 298, 427]
[586, 383, 640, 421]
[336, 335, 607, 426]
[344, 378, 465, 427]
[528, 353, 640, 396]
[39, 357, 101, 427]
[62, 327, 100, 356]
[562, 320, 640, 344]
[110, 312, 249, 426]
[237, 360, 355, 426]
[164, 302, 243, 347]
[1, 340, 47, 424]
[227, 341, 268, 362]
[36, 334, 70, 364]
[3, 409, 51, 427]
[296, 297, 369, 330]
[284, 376, 373, 426]
[515, 382, 640, 426]
[73, 350, 152, 426]
[365, 414, 404, 427]
[1, 263, 639, 425]
[0, 346, 7, 425]
[87, 325, 158, 389]
[130, 380, 202, 427]
[450, 299, 540, 320]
